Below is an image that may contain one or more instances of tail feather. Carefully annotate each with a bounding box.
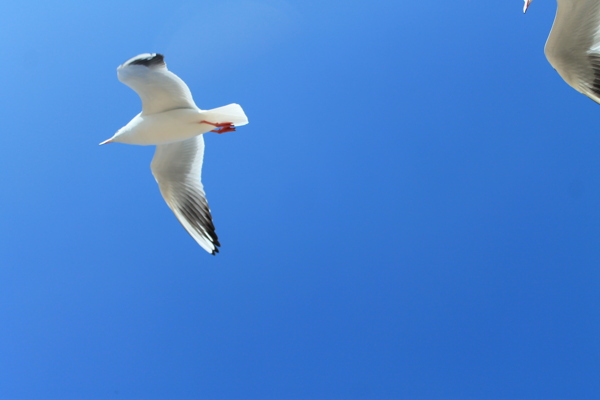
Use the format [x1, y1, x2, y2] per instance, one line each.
[200, 103, 248, 127]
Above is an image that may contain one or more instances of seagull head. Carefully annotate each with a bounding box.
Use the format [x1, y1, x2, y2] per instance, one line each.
[523, 0, 532, 13]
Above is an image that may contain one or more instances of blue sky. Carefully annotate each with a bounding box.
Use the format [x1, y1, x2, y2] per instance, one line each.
[1, 0, 599, 398]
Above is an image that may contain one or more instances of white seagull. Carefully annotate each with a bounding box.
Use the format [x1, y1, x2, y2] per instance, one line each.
[524, 0, 600, 104]
[101, 53, 248, 255]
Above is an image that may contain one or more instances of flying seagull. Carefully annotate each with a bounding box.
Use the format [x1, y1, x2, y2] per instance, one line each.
[524, 0, 600, 104]
[101, 53, 248, 255]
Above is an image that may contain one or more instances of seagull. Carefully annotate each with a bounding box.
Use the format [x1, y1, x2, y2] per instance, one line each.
[524, 0, 600, 104]
[101, 53, 248, 255]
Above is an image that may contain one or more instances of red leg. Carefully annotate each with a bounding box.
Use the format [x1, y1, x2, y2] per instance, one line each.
[200, 120, 236, 134]
[212, 126, 236, 134]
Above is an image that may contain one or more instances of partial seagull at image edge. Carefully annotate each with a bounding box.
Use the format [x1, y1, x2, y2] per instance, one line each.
[100, 53, 248, 255]
[524, 0, 600, 104]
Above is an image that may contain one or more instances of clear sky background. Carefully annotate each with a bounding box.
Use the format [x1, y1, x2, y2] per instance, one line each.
[0, 0, 599, 399]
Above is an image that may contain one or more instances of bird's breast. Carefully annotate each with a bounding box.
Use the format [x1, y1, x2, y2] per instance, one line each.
[115, 108, 211, 145]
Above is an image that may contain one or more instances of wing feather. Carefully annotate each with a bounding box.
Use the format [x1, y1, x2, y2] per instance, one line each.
[117, 53, 197, 115]
[150, 136, 220, 255]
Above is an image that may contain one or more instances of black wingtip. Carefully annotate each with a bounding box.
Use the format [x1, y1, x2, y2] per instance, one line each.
[124, 53, 165, 67]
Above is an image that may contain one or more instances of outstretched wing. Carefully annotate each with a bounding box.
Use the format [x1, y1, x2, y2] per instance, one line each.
[117, 53, 197, 115]
[150, 135, 220, 255]
[545, 0, 600, 103]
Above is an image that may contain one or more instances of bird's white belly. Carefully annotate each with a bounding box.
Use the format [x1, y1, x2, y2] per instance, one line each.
[116, 108, 212, 145]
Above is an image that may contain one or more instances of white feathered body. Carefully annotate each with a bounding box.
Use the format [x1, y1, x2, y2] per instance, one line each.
[114, 104, 247, 145]
[114, 108, 206, 145]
